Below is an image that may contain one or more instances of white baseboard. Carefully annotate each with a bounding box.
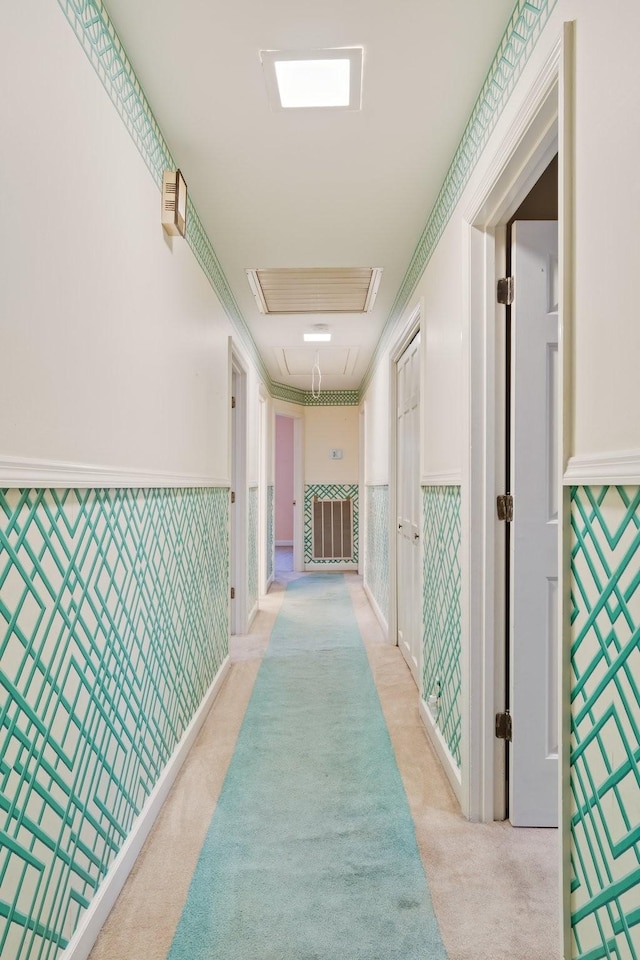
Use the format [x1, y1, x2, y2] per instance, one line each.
[247, 601, 258, 629]
[304, 561, 358, 572]
[418, 697, 462, 805]
[62, 655, 231, 960]
[363, 581, 388, 639]
[275, 540, 293, 546]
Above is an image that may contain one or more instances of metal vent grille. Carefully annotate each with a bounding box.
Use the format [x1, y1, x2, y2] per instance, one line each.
[312, 497, 353, 559]
[246, 267, 382, 314]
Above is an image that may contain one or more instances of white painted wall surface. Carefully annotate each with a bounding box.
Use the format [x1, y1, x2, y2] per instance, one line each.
[362, 362, 390, 484]
[304, 407, 359, 484]
[0, 3, 265, 483]
[571, 1, 640, 457]
[275, 416, 294, 541]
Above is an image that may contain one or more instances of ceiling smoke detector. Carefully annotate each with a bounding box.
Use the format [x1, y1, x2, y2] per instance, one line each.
[246, 267, 382, 314]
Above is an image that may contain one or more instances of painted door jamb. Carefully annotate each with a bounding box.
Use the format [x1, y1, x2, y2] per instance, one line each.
[461, 22, 574, 958]
[230, 341, 249, 635]
[388, 302, 422, 666]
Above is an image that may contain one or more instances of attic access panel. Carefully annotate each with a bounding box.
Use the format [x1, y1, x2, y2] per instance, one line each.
[246, 267, 382, 314]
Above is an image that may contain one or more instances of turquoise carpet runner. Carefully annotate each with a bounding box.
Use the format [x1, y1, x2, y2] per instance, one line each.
[168, 575, 448, 959]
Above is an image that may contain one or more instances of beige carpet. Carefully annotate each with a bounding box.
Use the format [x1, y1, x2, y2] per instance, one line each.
[89, 573, 559, 960]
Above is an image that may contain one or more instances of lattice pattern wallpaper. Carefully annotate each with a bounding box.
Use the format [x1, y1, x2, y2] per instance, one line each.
[248, 487, 258, 614]
[364, 485, 389, 624]
[266, 485, 274, 583]
[422, 486, 462, 769]
[304, 485, 358, 566]
[570, 485, 640, 960]
[0, 487, 229, 960]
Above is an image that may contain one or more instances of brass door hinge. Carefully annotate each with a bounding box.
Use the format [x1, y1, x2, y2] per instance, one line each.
[230, 587, 235, 600]
[231, 491, 236, 504]
[497, 494, 513, 522]
[497, 277, 514, 305]
[495, 711, 512, 741]
[231, 395, 236, 409]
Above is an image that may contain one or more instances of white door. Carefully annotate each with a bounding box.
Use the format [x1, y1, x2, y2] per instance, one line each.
[510, 220, 559, 827]
[396, 331, 421, 685]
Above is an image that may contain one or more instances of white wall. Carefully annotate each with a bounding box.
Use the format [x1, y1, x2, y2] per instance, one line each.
[275, 415, 294, 541]
[0, 2, 268, 482]
[572, 0, 640, 457]
[362, 362, 390, 484]
[304, 406, 359, 484]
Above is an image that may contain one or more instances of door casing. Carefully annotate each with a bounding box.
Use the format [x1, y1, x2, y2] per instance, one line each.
[462, 24, 574, 957]
[388, 303, 422, 673]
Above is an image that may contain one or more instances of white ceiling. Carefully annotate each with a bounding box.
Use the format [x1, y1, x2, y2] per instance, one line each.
[106, 0, 515, 391]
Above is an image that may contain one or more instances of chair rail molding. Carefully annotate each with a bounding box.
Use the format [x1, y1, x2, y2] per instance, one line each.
[563, 450, 640, 486]
[0, 455, 229, 489]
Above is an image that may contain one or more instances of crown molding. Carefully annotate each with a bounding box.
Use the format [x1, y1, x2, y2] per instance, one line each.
[563, 450, 640, 487]
[0, 455, 229, 490]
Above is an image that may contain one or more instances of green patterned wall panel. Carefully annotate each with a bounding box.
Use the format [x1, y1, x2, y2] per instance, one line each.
[570, 485, 640, 960]
[0, 487, 229, 960]
[304, 485, 358, 566]
[270, 383, 360, 407]
[266, 485, 274, 582]
[364, 485, 389, 623]
[422, 486, 462, 768]
[248, 487, 258, 612]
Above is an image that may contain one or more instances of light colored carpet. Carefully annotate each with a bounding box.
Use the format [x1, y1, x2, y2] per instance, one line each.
[167, 574, 447, 959]
[88, 572, 560, 960]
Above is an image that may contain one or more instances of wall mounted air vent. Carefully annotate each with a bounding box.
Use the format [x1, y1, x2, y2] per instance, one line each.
[246, 267, 382, 314]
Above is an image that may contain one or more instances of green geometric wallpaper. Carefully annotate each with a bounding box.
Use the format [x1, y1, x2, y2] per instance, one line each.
[266, 485, 274, 583]
[364, 485, 389, 624]
[248, 487, 258, 614]
[422, 486, 462, 769]
[303, 485, 358, 566]
[570, 485, 640, 960]
[0, 487, 229, 960]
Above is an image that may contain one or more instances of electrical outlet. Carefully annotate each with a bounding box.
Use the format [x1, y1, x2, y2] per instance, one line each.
[329, 449, 343, 460]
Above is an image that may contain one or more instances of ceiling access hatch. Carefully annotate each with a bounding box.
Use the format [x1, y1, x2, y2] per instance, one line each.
[246, 267, 382, 314]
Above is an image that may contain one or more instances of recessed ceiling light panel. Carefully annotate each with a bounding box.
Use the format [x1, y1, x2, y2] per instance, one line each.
[260, 48, 363, 112]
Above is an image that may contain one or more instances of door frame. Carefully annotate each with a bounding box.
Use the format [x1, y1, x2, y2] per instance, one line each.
[274, 410, 304, 573]
[388, 302, 422, 667]
[461, 24, 573, 955]
[229, 343, 248, 635]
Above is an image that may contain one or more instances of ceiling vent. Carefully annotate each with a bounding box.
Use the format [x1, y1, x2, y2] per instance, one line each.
[246, 267, 382, 314]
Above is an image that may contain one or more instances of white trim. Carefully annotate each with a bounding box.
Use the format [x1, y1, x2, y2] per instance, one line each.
[363, 581, 389, 639]
[418, 698, 462, 804]
[365, 479, 389, 488]
[563, 450, 640, 486]
[275, 539, 293, 546]
[304, 561, 358, 572]
[0, 455, 229, 489]
[421, 471, 462, 487]
[462, 31, 563, 826]
[61, 655, 231, 960]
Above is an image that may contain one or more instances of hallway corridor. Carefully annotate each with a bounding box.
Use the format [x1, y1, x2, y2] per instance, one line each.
[88, 574, 558, 960]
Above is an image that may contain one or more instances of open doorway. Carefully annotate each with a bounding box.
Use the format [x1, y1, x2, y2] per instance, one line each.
[275, 415, 294, 575]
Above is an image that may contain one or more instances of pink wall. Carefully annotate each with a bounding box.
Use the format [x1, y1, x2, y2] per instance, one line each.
[275, 416, 294, 543]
